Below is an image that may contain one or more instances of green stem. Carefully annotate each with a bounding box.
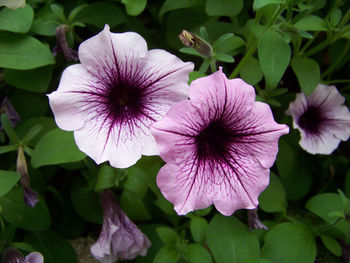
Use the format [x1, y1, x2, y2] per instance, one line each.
[210, 59, 217, 73]
[321, 41, 350, 79]
[302, 34, 332, 57]
[229, 5, 285, 79]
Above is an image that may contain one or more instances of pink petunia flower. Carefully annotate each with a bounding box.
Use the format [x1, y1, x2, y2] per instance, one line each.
[286, 84, 350, 154]
[2, 247, 44, 263]
[90, 190, 151, 263]
[151, 68, 289, 216]
[48, 25, 193, 168]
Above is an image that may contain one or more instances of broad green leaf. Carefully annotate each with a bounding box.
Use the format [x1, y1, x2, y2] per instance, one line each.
[0, 188, 51, 231]
[120, 190, 151, 221]
[212, 33, 234, 50]
[124, 166, 150, 198]
[156, 226, 178, 244]
[258, 29, 291, 88]
[205, 0, 243, 17]
[24, 231, 78, 263]
[30, 18, 59, 36]
[259, 173, 287, 213]
[0, 32, 55, 70]
[207, 214, 260, 263]
[3, 66, 53, 93]
[291, 57, 320, 95]
[31, 129, 86, 168]
[159, 0, 199, 19]
[212, 35, 245, 55]
[294, 15, 328, 31]
[253, 0, 283, 10]
[320, 235, 342, 256]
[0, 4, 33, 33]
[190, 216, 208, 244]
[121, 0, 147, 16]
[0, 170, 21, 198]
[71, 177, 102, 224]
[73, 2, 126, 28]
[184, 244, 213, 263]
[261, 222, 316, 263]
[153, 246, 181, 263]
[95, 165, 117, 191]
[240, 57, 263, 85]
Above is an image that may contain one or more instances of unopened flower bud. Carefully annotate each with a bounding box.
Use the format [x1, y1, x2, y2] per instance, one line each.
[0, 97, 20, 129]
[2, 247, 44, 263]
[179, 30, 212, 57]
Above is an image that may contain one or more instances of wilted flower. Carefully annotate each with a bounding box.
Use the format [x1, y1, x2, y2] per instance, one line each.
[0, 97, 21, 129]
[0, 0, 25, 10]
[151, 69, 289, 216]
[2, 247, 44, 263]
[52, 25, 78, 62]
[17, 146, 38, 207]
[286, 84, 350, 154]
[248, 209, 268, 230]
[90, 190, 151, 263]
[48, 25, 193, 168]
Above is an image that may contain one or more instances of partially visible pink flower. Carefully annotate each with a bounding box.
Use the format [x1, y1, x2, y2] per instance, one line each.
[48, 25, 193, 168]
[2, 247, 44, 263]
[151, 68, 289, 216]
[90, 190, 151, 263]
[286, 84, 350, 154]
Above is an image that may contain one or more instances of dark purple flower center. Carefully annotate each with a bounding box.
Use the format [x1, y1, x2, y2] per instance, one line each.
[298, 106, 323, 134]
[195, 120, 232, 161]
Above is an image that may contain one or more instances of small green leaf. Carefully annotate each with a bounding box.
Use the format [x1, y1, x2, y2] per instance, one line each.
[261, 222, 316, 263]
[1, 114, 19, 143]
[31, 129, 86, 168]
[121, 0, 147, 16]
[159, 0, 199, 19]
[214, 53, 235, 63]
[259, 172, 287, 213]
[184, 244, 213, 263]
[95, 165, 117, 191]
[294, 15, 328, 31]
[258, 29, 291, 88]
[0, 4, 33, 33]
[291, 56, 320, 95]
[205, 0, 243, 17]
[0, 188, 51, 231]
[320, 235, 342, 257]
[253, 0, 283, 10]
[0, 145, 18, 154]
[124, 166, 150, 198]
[153, 246, 181, 263]
[50, 4, 65, 22]
[212, 33, 234, 50]
[240, 57, 263, 85]
[330, 9, 341, 28]
[3, 66, 53, 93]
[0, 170, 21, 198]
[179, 47, 203, 57]
[207, 214, 260, 263]
[120, 190, 151, 221]
[156, 227, 179, 244]
[190, 216, 208, 244]
[0, 32, 55, 70]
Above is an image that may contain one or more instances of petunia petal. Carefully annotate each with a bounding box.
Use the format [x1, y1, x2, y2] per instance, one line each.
[308, 84, 345, 110]
[24, 252, 44, 263]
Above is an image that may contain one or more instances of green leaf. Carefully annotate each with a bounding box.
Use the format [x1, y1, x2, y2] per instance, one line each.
[154, 246, 181, 263]
[258, 29, 291, 88]
[212, 33, 234, 50]
[190, 216, 208, 244]
[0, 145, 18, 154]
[0, 4, 33, 33]
[95, 165, 117, 191]
[345, 170, 350, 197]
[188, 71, 207, 85]
[3, 66, 53, 93]
[320, 235, 342, 257]
[124, 166, 150, 198]
[207, 214, 260, 263]
[214, 53, 235, 63]
[156, 226, 178, 244]
[0, 188, 51, 231]
[294, 15, 328, 31]
[24, 231, 78, 263]
[184, 244, 213, 263]
[0, 32, 55, 70]
[330, 9, 341, 28]
[30, 5, 60, 36]
[50, 4, 65, 22]
[240, 57, 263, 85]
[276, 139, 295, 178]
[259, 172, 287, 213]
[0, 170, 21, 198]
[73, 3, 126, 28]
[159, 0, 199, 19]
[179, 47, 203, 57]
[253, 0, 283, 10]
[1, 114, 19, 143]
[291, 56, 320, 95]
[121, 0, 147, 16]
[261, 222, 316, 263]
[120, 190, 151, 221]
[213, 35, 245, 55]
[31, 129, 86, 168]
[205, 0, 243, 17]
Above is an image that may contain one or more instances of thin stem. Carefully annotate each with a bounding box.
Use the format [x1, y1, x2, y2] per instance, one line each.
[210, 59, 217, 73]
[322, 79, 350, 84]
[302, 34, 332, 57]
[229, 4, 285, 79]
